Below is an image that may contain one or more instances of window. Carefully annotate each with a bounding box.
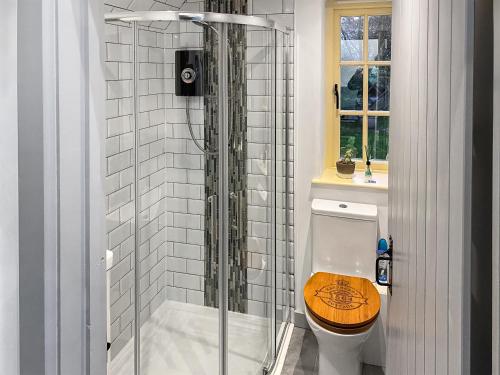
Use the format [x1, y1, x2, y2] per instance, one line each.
[325, 3, 392, 171]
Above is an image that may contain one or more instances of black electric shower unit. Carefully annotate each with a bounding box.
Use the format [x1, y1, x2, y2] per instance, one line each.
[175, 50, 203, 97]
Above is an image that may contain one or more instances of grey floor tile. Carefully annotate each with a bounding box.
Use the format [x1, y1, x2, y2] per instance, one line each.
[362, 364, 385, 375]
[281, 328, 318, 375]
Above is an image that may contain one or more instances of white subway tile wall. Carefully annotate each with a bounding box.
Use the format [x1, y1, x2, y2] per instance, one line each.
[104, 0, 294, 359]
[163, 3, 206, 308]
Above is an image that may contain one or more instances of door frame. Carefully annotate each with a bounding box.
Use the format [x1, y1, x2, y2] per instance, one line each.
[492, 0, 500, 372]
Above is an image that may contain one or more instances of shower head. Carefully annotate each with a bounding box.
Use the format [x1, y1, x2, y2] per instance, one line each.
[192, 20, 219, 35]
[192, 20, 207, 27]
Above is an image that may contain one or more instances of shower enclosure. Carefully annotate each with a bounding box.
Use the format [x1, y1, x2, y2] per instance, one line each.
[104, 10, 291, 375]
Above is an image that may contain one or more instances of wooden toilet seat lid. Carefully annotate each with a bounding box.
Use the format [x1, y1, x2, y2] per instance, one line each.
[304, 272, 380, 329]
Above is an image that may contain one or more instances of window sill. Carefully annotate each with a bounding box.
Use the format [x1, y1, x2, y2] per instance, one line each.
[312, 168, 388, 191]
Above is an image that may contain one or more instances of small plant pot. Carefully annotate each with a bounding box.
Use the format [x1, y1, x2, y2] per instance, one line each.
[336, 160, 356, 179]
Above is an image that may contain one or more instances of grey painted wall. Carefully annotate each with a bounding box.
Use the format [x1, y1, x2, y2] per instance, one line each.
[18, 0, 46, 373]
[0, 1, 20, 374]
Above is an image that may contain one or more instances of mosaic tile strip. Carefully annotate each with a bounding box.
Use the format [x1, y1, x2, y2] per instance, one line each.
[203, 0, 249, 312]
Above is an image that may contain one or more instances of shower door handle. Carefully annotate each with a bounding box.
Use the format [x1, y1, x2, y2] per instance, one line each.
[230, 191, 245, 240]
[236, 191, 244, 239]
[208, 195, 218, 248]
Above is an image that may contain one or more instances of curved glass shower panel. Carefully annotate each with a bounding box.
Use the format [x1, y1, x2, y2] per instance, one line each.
[104, 16, 137, 375]
[226, 24, 292, 374]
[136, 19, 221, 375]
[225, 24, 275, 374]
[275, 30, 291, 352]
[104, 11, 291, 375]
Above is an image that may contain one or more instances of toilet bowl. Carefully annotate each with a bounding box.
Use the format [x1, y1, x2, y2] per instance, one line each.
[305, 199, 381, 375]
[306, 308, 373, 375]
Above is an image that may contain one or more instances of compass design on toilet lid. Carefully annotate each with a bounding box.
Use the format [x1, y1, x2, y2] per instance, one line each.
[315, 279, 368, 310]
[304, 272, 380, 328]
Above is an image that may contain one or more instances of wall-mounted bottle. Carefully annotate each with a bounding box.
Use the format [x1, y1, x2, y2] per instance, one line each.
[376, 237, 392, 290]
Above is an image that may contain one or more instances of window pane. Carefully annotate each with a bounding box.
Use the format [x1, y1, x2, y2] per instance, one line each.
[341, 16, 364, 61]
[368, 116, 389, 160]
[368, 65, 390, 111]
[368, 15, 392, 61]
[341, 66, 363, 110]
[340, 115, 363, 159]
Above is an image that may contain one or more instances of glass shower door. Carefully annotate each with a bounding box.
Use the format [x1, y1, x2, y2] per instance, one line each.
[224, 23, 275, 375]
[203, 20, 291, 375]
[224, 25, 291, 375]
[133, 19, 223, 375]
[205, 23, 288, 375]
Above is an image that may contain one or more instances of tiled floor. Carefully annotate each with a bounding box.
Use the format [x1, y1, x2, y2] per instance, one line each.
[281, 327, 385, 375]
[109, 300, 270, 375]
[281, 327, 318, 375]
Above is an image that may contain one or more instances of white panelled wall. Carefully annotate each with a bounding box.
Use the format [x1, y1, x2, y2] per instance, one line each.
[388, 0, 472, 374]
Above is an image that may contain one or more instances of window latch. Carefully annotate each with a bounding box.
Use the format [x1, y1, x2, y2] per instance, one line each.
[333, 84, 339, 109]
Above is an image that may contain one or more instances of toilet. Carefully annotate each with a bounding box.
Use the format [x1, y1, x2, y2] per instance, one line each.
[304, 199, 382, 375]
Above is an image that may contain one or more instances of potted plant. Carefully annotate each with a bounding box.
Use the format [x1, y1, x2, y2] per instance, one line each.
[336, 148, 356, 179]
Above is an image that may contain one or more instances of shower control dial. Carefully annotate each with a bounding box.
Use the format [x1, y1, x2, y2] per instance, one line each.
[181, 68, 196, 84]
